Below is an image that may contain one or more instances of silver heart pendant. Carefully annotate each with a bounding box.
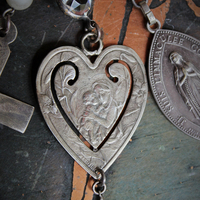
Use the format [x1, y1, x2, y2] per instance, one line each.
[36, 45, 147, 178]
[149, 29, 200, 140]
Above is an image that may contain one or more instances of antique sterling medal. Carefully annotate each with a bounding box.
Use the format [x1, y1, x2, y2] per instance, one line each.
[132, 0, 200, 140]
[36, 0, 147, 198]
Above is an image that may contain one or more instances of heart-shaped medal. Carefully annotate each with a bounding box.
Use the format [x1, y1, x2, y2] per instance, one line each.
[36, 45, 147, 178]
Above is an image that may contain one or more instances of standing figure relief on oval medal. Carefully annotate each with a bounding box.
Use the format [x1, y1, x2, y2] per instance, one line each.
[170, 52, 200, 119]
[131, 0, 200, 140]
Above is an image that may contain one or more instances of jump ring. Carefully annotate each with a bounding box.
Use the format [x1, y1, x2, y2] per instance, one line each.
[146, 19, 161, 34]
[3, 8, 15, 18]
[95, 167, 106, 187]
[81, 32, 103, 56]
[90, 20, 101, 43]
[92, 181, 107, 195]
[0, 8, 15, 36]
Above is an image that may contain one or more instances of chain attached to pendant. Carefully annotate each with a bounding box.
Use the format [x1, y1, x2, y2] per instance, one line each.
[132, 0, 161, 33]
[93, 168, 106, 200]
[84, 19, 102, 43]
[81, 19, 103, 56]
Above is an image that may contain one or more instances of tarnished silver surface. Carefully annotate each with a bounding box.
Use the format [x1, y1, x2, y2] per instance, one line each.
[0, 20, 34, 133]
[36, 45, 147, 178]
[0, 93, 34, 133]
[0, 21, 17, 76]
[149, 29, 200, 140]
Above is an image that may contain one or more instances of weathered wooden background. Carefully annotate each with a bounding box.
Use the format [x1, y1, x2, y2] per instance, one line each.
[0, 0, 200, 199]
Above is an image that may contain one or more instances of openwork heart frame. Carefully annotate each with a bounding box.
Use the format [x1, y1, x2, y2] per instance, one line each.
[36, 45, 147, 178]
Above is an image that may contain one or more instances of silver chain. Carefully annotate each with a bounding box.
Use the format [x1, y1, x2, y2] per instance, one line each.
[132, 0, 161, 33]
[81, 19, 103, 56]
[92, 168, 106, 199]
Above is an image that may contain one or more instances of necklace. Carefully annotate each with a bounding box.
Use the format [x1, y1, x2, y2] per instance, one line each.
[132, 0, 200, 140]
[36, 0, 148, 198]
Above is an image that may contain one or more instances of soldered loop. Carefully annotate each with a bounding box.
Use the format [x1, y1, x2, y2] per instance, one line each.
[81, 32, 103, 56]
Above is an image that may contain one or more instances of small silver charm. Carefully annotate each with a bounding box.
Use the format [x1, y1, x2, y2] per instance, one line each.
[0, 8, 34, 133]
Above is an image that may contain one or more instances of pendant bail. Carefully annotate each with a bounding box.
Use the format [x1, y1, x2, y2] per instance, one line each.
[81, 32, 103, 56]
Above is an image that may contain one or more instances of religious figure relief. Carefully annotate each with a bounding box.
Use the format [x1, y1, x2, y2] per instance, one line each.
[169, 52, 200, 119]
[78, 82, 118, 149]
[54, 60, 131, 149]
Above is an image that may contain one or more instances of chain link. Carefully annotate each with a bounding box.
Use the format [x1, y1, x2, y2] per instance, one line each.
[0, 8, 15, 36]
[92, 168, 106, 199]
[132, 0, 161, 33]
[84, 19, 102, 43]
[81, 32, 103, 56]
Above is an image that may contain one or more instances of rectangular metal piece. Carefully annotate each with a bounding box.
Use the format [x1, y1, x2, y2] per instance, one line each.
[0, 93, 34, 133]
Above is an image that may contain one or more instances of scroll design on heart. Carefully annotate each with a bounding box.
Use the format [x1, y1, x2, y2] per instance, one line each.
[53, 55, 133, 150]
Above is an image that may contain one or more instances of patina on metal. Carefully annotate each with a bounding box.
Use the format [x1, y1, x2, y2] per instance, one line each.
[0, 9, 34, 133]
[36, 43, 147, 178]
[133, 0, 200, 140]
[149, 30, 200, 140]
[0, 15, 17, 75]
[36, 3, 148, 198]
[0, 93, 34, 133]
